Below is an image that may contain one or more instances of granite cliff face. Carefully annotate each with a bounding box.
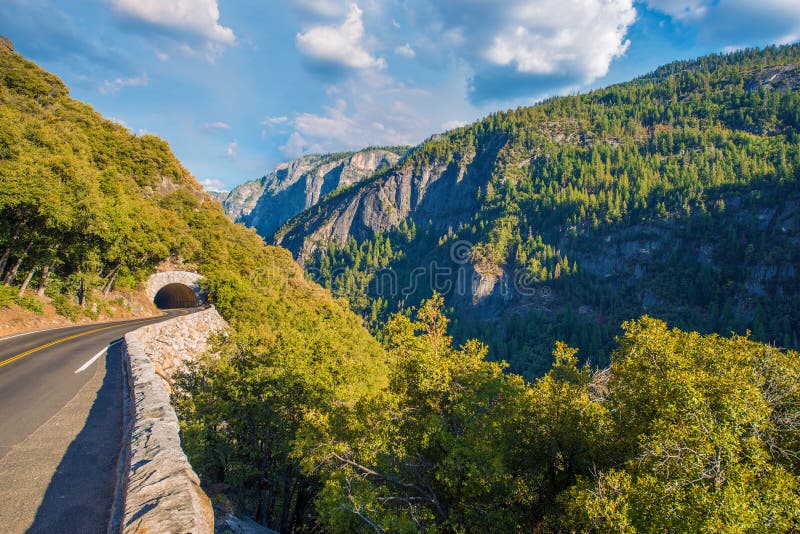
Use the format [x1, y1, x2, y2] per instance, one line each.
[275, 135, 504, 261]
[218, 148, 406, 239]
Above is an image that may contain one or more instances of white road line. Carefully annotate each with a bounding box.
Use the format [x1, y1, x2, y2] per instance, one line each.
[75, 339, 123, 374]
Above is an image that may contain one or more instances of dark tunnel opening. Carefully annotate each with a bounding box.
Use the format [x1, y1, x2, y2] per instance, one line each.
[153, 283, 198, 309]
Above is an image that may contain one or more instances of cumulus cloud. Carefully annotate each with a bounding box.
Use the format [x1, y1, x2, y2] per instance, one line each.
[296, 4, 386, 71]
[200, 178, 227, 191]
[203, 121, 231, 131]
[405, 0, 636, 102]
[110, 0, 235, 44]
[98, 74, 148, 94]
[273, 68, 474, 159]
[394, 43, 415, 58]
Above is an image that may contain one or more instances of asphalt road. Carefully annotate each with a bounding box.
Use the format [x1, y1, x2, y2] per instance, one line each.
[0, 311, 186, 533]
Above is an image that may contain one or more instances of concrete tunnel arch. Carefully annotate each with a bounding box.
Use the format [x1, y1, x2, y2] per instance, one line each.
[145, 271, 205, 310]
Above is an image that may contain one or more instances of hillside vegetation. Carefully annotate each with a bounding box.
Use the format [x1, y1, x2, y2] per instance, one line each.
[276, 44, 800, 377]
[177, 294, 800, 532]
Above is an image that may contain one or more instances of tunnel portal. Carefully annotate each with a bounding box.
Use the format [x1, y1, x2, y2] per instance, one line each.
[153, 283, 199, 309]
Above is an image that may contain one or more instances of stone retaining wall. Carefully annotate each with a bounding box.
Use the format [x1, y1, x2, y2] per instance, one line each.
[134, 308, 228, 391]
[115, 308, 227, 534]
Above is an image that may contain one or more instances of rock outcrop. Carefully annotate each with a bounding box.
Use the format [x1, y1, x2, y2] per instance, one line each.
[218, 147, 406, 239]
[275, 136, 503, 262]
[116, 308, 227, 534]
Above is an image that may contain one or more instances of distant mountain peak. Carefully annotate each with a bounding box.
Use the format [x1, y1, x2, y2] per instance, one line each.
[218, 146, 408, 239]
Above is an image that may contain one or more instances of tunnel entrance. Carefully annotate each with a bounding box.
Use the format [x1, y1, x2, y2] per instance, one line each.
[153, 283, 198, 309]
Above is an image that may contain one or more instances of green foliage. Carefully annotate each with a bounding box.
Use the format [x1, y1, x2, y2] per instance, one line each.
[299, 43, 800, 378]
[0, 285, 43, 314]
[50, 294, 81, 322]
[15, 293, 43, 314]
[558, 318, 800, 532]
[308, 299, 800, 532]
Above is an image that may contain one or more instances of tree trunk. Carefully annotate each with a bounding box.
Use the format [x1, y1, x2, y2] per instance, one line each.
[279, 463, 295, 532]
[102, 264, 121, 296]
[37, 263, 51, 296]
[18, 267, 36, 296]
[78, 275, 85, 307]
[3, 242, 32, 285]
[3, 257, 23, 285]
[0, 247, 10, 279]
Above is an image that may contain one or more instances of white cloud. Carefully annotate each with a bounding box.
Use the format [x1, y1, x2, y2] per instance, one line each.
[225, 141, 238, 159]
[484, 1, 635, 80]
[203, 121, 231, 131]
[280, 132, 319, 159]
[110, 0, 235, 45]
[296, 3, 386, 70]
[98, 74, 148, 94]
[200, 178, 227, 192]
[274, 68, 475, 159]
[403, 0, 637, 101]
[261, 116, 291, 138]
[441, 120, 468, 130]
[394, 43, 415, 58]
[263, 116, 289, 125]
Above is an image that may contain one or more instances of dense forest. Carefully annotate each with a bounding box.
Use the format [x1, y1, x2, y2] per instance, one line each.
[177, 293, 800, 532]
[3, 38, 799, 532]
[274, 44, 800, 378]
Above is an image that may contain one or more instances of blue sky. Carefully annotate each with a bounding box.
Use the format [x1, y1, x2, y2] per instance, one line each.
[1, 1, 799, 191]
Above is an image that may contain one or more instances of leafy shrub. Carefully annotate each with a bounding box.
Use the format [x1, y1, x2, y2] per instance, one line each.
[51, 294, 81, 322]
[0, 285, 16, 308]
[0, 285, 44, 313]
[15, 294, 43, 314]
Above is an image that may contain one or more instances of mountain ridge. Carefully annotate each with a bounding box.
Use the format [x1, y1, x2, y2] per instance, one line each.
[264, 43, 800, 376]
[217, 146, 408, 239]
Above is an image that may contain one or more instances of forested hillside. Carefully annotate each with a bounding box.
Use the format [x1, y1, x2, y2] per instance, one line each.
[275, 44, 800, 377]
[0, 35, 386, 414]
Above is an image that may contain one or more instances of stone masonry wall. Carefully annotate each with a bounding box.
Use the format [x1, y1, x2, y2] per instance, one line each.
[117, 308, 227, 534]
[135, 308, 228, 390]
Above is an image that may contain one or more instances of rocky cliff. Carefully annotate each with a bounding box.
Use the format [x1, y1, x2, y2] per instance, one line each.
[219, 147, 407, 239]
[275, 136, 503, 261]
